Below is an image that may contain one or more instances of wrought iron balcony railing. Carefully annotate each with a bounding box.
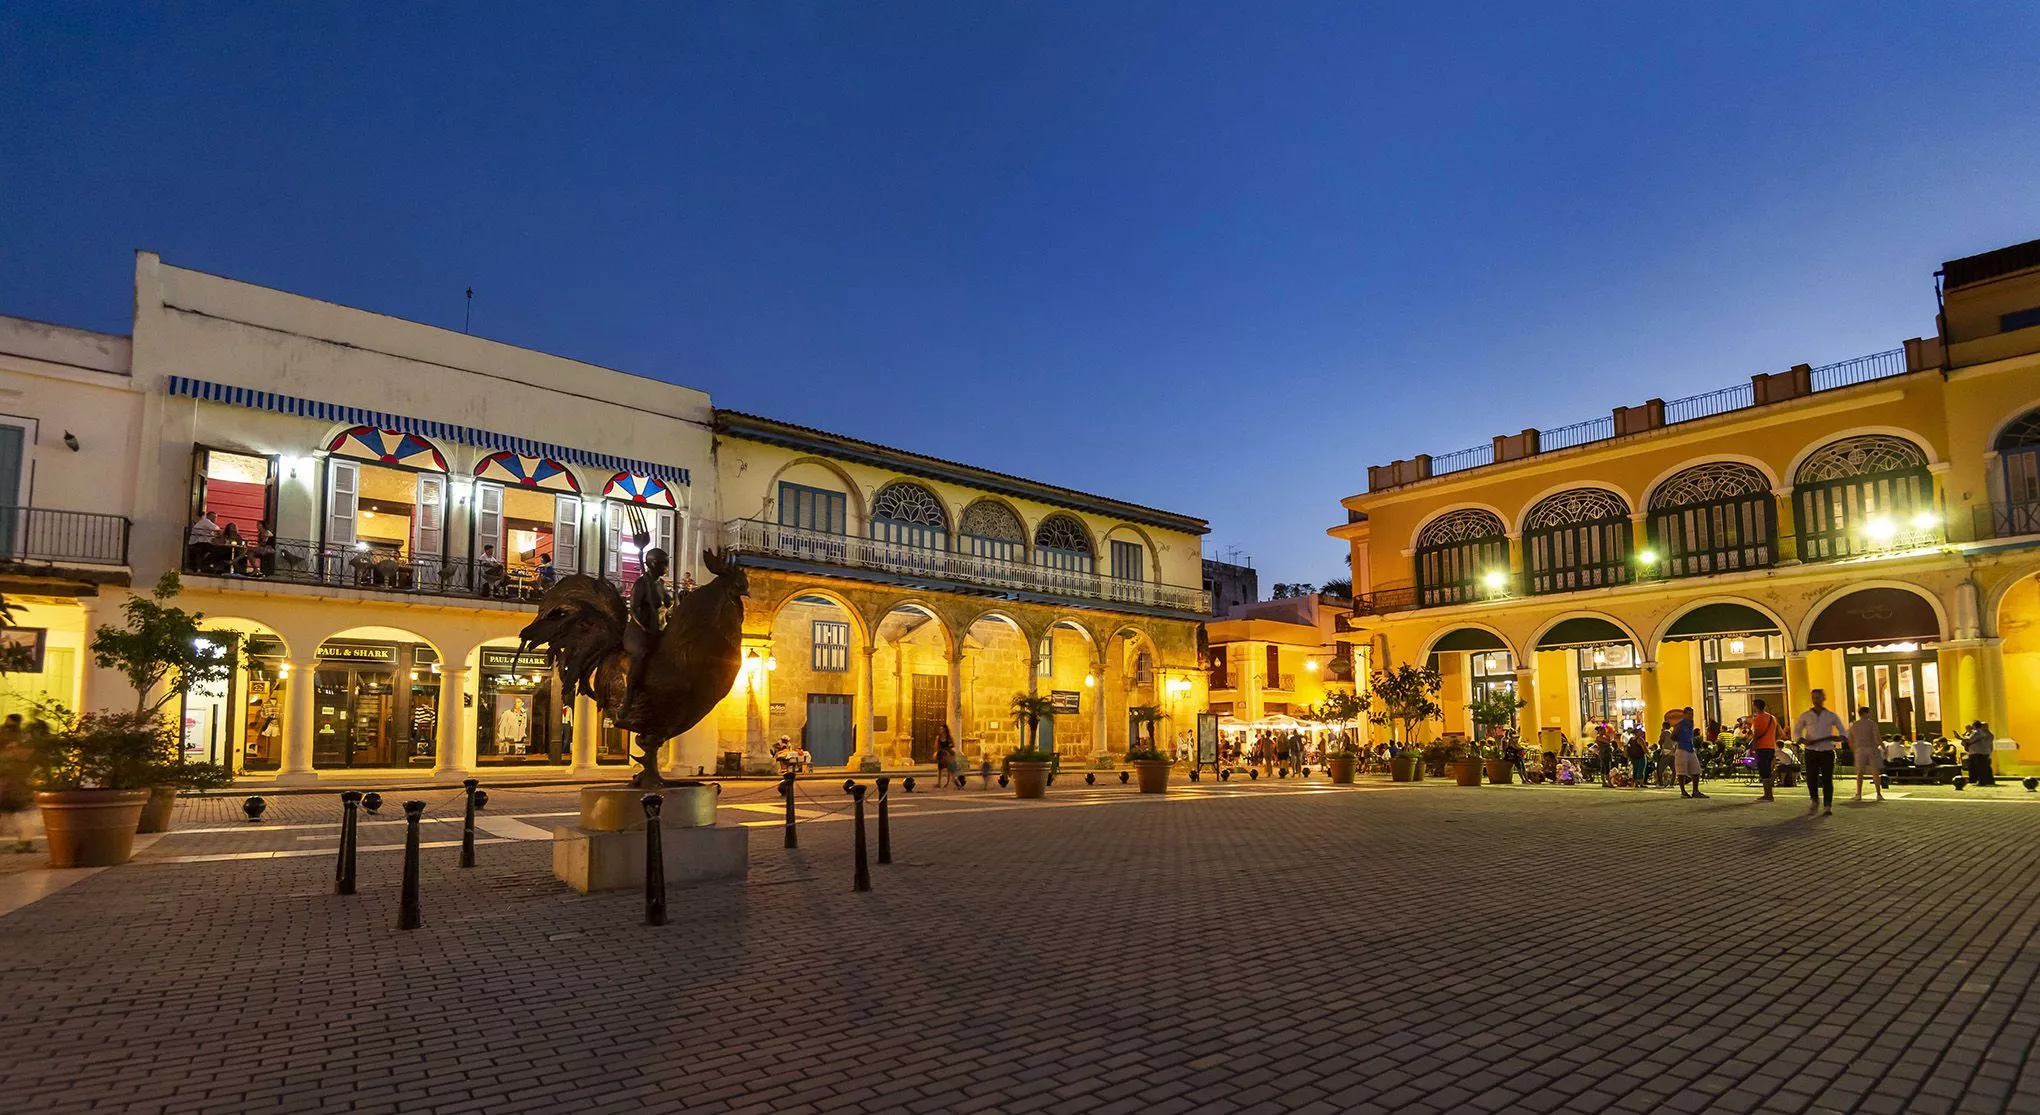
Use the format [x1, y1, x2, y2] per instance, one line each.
[0, 506, 131, 567]
[183, 535, 551, 604]
[1975, 499, 2040, 540]
[724, 518, 1213, 614]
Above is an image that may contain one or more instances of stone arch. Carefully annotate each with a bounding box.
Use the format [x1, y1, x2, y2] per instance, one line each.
[1100, 522, 1160, 580]
[1793, 581, 1950, 650]
[1408, 502, 1511, 551]
[1527, 609, 1643, 653]
[1032, 513, 1097, 557]
[1417, 622, 1523, 663]
[1783, 427, 1940, 484]
[1045, 614, 1104, 650]
[199, 615, 297, 660]
[1514, 481, 1635, 537]
[766, 585, 873, 647]
[1982, 560, 2040, 639]
[868, 480, 955, 543]
[1642, 458, 1780, 509]
[957, 497, 1031, 561]
[1647, 596, 1793, 654]
[872, 598, 956, 654]
[1987, 401, 2040, 452]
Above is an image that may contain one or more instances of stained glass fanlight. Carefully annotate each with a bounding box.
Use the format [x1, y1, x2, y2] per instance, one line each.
[477, 451, 580, 493]
[325, 426, 448, 471]
[602, 472, 676, 508]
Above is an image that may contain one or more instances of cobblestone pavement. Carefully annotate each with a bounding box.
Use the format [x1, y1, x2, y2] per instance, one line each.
[5, 777, 2040, 1114]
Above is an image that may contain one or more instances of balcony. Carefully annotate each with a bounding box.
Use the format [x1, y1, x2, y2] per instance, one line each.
[1345, 586, 1420, 619]
[723, 518, 1212, 615]
[0, 507, 131, 568]
[1976, 499, 2040, 540]
[183, 536, 545, 605]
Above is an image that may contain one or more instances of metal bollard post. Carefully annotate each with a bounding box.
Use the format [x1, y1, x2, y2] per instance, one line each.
[336, 790, 361, 895]
[398, 800, 425, 930]
[642, 793, 667, 926]
[460, 778, 479, 868]
[844, 780, 870, 892]
[780, 771, 797, 849]
[875, 775, 892, 865]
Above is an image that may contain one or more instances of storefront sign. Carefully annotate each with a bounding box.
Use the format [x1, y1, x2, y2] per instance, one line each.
[317, 642, 396, 664]
[481, 649, 551, 672]
[1050, 690, 1082, 715]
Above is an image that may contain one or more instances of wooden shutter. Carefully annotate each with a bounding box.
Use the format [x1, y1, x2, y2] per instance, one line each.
[414, 474, 445, 559]
[475, 482, 503, 561]
[553, 494, 580, 573]
[325, 459, 358, 548]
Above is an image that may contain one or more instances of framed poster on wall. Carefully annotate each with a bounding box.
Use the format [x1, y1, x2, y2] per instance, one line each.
[0, 626, 44, 673]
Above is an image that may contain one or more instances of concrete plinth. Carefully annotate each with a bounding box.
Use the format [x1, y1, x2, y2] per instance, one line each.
[552, 824, 748, 894]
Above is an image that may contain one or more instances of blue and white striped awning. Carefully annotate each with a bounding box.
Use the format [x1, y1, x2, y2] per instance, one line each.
[166, 375, 689, 486]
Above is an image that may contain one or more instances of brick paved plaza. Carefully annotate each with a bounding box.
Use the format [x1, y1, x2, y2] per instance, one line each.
[6, 777, 2040, 1114]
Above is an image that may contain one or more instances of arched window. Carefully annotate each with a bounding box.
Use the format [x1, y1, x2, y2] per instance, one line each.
[1995, 410, 2040, 535]
[1524, 489, 1632, 595]
[1794, 435, 1932, 560]
[1033, 514, 1094, 575]
[869, 482, 948, 550]
[1646, 462, 1776, 577]
[959, 500, 1026, 563]
[1413, 509, 1508, 607]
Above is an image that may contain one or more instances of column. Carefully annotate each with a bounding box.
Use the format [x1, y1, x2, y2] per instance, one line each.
[1514, 666, 1540, 745]
[1638, 660, 1662, 737]
[570, 690, 599, 775]
[947, 645, 965, 741]
[435, 666, 474, 779]
[852, 643, 880, 772]
[279, 657, 318, 784]
[1785, 652, 1811, 722]
[1091, 661, 1109, 760]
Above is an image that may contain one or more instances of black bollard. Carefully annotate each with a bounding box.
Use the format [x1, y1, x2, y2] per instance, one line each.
[460, 778, 479, 869]
[398, 800, 425, 930]
[242, 795, 266, 822]
[780, 771, 797, 849]
[875, 775, 893, 865]
[642, 793, 667, 926]
[1118, 771, 1129, 784]
[336, 790, 361, 896]
[845, 781, 871, 892]
[361, 791, 383, 815]
[903, 776, 915, 793]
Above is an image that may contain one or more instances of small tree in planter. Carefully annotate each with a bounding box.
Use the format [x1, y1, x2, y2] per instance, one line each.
[1125, 704, 1172, 792]
[1316, 690, 1365, 783]
[27, 708, 184, 866]
[1367, 662, 1442, 782]
[86, 572, 234, 833]
[1468, 688, 1527, 784]
[1007, 694, 1057, 798]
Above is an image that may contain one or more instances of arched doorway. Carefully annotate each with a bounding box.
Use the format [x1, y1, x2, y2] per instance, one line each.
[1038, 619, 1097, 756]
[1423, 626, 1519, 737]
[1534, 615, 1641, 736]
[1996, 571, 2040, 761]
[312, 625, 443, 770]
[1805, 587, 1944, 739]
[873, 603, 952, 765]
[767, 593, 863, 767]
[1658, 602, 1786, 730]
[961, 613, 1032, 759]
[472, 636, 568, 766]
[183, 618, 291, 773]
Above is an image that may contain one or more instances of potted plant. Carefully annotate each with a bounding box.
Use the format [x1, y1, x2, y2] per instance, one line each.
[1442, 739, 1483, 787]
[1315, 691, 1364, 784]
[29, 709, 178, 867]
[1125, 705, 1172, 792]
[88, 572, 235, 832]
[1369, 662, 1441, 782]
[1468, 689, 1526, 784]
[1008, 694, 1057, 799]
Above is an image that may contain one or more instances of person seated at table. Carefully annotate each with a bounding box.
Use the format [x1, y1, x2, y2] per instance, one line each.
[239, 526, 275, 577]
[1913, 736, 1934, 768]
[1932, 737, 1959, 766]
[1883, 735, 1909, 766]
[536, 552, 558, 589]
[1539, 750, 1559, 784]
[476, 544, 506, 595]
[217, 521, 247, 574]
[186, 510, 224, 570]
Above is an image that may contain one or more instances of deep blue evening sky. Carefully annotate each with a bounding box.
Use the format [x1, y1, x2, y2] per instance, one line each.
[5, 4, 2038, 588]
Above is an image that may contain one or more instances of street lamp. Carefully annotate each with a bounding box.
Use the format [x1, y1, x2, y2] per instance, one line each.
[1910, 511, 1940, 532]
[1864, 517, 1897, 543]
[1482, 570, 1506, 591]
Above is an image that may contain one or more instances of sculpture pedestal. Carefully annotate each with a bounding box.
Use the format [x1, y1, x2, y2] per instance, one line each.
[552, 782, 747, 894]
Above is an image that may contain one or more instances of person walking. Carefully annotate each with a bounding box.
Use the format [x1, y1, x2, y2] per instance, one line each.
[1849, 706, 1885, 803]
[1675, 707, 1705, 799]
[1624, 729, 1647, 789]
[934, 725, 958, 789]
[1748, 698, 1782, 802]
[0, 714, 33, 852]
[1794, 688, 1847, 816]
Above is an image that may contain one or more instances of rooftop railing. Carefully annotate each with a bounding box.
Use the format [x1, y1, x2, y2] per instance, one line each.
[1409, 348, 1910, 485]
[724, 518, 1213, 614]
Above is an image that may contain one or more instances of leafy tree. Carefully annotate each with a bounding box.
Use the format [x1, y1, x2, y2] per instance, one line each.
[91, 572, 232, 715]
[1319, 579, 1352, 599]
[1363, 662, 1442, 745]
[1468, 688, 1527, 738]
[1126, 704, 1165, 752]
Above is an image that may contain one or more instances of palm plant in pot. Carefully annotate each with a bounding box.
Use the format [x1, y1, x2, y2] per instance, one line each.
[1008, 694, 1057, 799]
[1316, 690, 1365, 784]
[88, 572, 234, 833]
[1468, 689, 1527, 785]
[1369, 662, 1442, 782]
[1125, 704, 1171, 793]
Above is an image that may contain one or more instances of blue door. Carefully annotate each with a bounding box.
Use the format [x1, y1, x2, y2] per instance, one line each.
[806, 694, 854, 767]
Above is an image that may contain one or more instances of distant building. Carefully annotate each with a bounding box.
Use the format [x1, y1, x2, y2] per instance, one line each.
[1202, 558, 1257, 617]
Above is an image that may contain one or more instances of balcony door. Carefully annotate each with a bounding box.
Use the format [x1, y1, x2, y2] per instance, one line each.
[605, 502, 675, 591]
[1997, 410, 2040, 535]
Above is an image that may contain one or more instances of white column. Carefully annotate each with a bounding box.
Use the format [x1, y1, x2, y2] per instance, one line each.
[947, 645, 965, 741]
[278, 657, 318, 784]
[435, 667, 475, 779]
[569, 690, 599, 775]
[1091, 661, 1108, 760]
[853, 643, 880, 771]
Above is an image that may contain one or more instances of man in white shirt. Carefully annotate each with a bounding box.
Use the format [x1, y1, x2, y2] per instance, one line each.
[1793, 689, 1847, 817]
[184, 510, 222, 571]
[1913, 737, 1934, 768]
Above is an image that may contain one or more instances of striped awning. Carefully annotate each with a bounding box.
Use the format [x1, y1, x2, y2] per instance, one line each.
[167, 375, 688, 486]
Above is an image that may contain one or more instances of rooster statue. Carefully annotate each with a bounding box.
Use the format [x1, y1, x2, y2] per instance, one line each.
[518, 548, 747, 788]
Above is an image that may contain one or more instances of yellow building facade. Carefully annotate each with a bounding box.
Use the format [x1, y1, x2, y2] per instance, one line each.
[1332, 238, 2040, 768]
[707, 411, 1211, 772]
[1204, 595, 1357, 726]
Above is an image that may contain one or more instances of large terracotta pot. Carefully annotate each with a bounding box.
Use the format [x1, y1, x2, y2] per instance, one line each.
[1448, 759, 1483, 787]
[1484, 759, 1513, 785]
[1133, 759, 1172, 794]
[137, 786, 178, 833]
[1390, 754, 1423, 782]
[36, 789, 150, 868]
[1010, 761, 1052, 799]
[1328, 756, 1357, 784]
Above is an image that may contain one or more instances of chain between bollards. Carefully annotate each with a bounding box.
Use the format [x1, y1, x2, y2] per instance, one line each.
[875, 775, 892, 865]
[335, 790, 361, 895]
[780, 771, 797, 849]
[398, 800, 425, 930]
[460, 778, 479, 868]
[844, 780, 870, 892]
[642, 793, 667, 926]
